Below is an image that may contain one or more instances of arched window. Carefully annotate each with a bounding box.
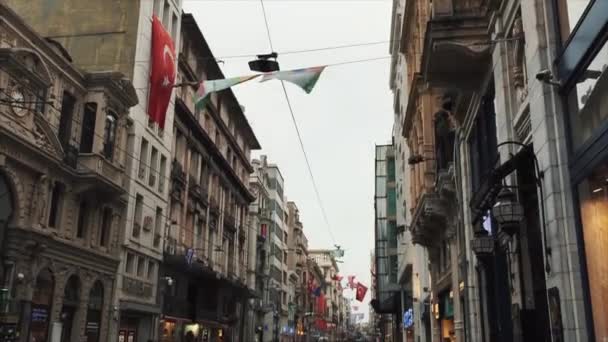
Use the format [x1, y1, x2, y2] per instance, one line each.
[0, 173, 14, 293]
[31, 268, 55, 342]
[61, 275, 80, 342]
[85, 281, 104, 342]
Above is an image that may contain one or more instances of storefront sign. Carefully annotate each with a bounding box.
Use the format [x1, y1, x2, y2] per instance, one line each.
[403, 308, 413, 329]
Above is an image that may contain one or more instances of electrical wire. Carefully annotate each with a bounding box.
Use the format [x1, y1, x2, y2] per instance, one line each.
[259, 0, 275, 52]
[134, 39, 393, 64]
[279, 80, 337, 245]
[258, 0, 338, 246]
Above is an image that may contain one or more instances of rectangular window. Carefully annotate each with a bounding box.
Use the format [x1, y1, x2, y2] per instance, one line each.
[147, 261, 156, 280]
[154, 207, 162, 247]
[566, 39, 608, 150]
[48, 182, 64, 228]
[172, 12, 179, 42]
[133, 195, 143, 238]
[126, 253, 135, 274]
[159, 155, 167, 193]
[577, 158, 608, 339]
[153, 0, 161, 17]
[556, 0, 592, 44]
[76, 200, 88, 239]
[79, 102, 96, 153]
[137, 256, 145, 277]
[58, 91, 75, 150]
[149, 147, 158, 187]
[99, 207, 112, 247]
[162, 0, 170, 28]
[139, 139, 149, 180]
[190, 151, 199, 181]
[103, 112, 117, 160]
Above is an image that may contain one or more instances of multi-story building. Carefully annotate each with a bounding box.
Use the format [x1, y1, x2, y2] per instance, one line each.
[308, 249, 341, 341]
[306, 256, 326, 341]
[371, 144, 404, 341]
[286, 201, 309, 341]
[388, 2, 433, 341]
[4, 1, 184, 340]
[388, 0, 603, 341]
[249, 155, 288, 342]
[249, 158, 272, 342]
[160, 13, 260, 342]
[0, 4, 138, 342]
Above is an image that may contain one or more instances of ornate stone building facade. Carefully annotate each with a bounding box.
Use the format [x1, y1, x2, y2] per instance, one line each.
[0, 4, 138, 342]
[389, 0, 592, 341]
[157, 13, 260, 342]
[3, 1, 184, 340]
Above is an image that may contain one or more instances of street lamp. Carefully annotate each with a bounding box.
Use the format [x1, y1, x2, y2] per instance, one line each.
[492, 187, 524, 236]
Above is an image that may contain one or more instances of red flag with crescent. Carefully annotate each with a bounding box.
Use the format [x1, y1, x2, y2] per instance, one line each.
[148, 15, 176, 129]
[355, 282, 368, 302]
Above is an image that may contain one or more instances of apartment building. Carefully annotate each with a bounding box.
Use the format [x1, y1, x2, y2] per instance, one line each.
[159, 13, 261, 342]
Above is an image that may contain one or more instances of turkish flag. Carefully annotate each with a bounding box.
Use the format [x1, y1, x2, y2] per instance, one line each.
[355, 283, 368, 302]
[148, 15, 176, 129]
[316, 294, 326, 314]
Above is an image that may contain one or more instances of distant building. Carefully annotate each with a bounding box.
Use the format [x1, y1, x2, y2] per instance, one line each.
[161, 13, 261, 342]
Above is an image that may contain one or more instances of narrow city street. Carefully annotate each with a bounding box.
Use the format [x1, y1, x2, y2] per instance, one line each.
[0, 0, 606, 342]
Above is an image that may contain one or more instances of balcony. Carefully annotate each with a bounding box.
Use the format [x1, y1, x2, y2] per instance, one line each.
[259, 208, 271, 221]
[421, 0, 494, 89]
[188, 180, 208, 205]
[122, 276, 154, 299]
[77, 153, 125, 192]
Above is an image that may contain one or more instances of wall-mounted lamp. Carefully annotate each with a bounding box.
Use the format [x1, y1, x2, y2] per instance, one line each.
[492, 187, 524, 236]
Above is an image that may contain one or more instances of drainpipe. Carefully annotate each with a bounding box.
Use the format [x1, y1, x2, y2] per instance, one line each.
[451, 130, 464, 342]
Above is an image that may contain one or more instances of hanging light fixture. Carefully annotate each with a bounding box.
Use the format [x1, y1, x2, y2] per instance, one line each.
[492, 187, 524, 236]
[249, 52, 280, 72]
[471, 235, 494, 256]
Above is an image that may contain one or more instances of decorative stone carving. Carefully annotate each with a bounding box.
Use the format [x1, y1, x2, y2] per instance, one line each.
[434, 96, 456, 172]
[33, 174, 50, 227]
[510, 16, 528, 104]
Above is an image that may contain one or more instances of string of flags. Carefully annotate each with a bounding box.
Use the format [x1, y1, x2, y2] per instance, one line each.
[306, 274, 368, 302]
[146, 13, 328, 129]
[193, 66, 327, 109]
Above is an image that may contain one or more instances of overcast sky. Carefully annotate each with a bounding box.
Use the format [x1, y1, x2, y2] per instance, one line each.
[184, 0, 394, 320]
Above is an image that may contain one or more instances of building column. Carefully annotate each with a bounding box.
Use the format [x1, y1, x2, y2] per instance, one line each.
[15, 261, 35, 342]
[73, 291, 90, 342]
[448, 227, 463, 342]
[428, 249, 441, 342]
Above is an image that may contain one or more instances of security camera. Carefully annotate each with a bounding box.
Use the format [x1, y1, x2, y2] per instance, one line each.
[535, 69, 561, 86]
